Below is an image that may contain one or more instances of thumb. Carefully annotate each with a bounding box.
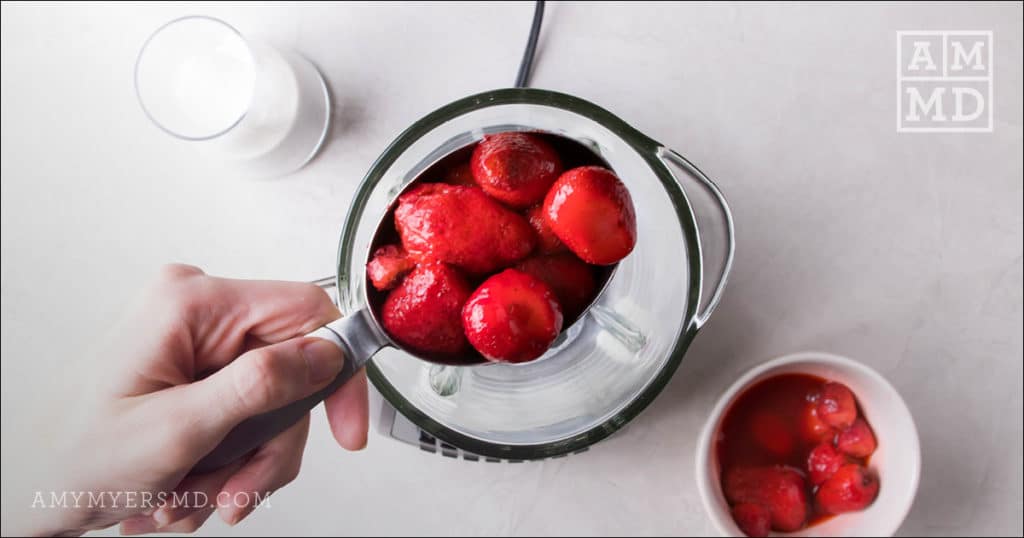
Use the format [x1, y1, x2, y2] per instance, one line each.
[192, 337, 344, 436]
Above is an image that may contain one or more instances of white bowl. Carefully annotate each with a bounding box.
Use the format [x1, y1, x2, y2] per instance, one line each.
[695, 352, 920, 537]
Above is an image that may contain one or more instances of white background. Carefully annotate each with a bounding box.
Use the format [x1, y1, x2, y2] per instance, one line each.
[2, 2, 1022, 536]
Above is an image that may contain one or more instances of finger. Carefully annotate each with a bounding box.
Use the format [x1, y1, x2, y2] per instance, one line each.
[151, 461, 241, 528]
[112, 269, 342, 396]
[217, 414, 310, 525]
[212, 277, 341, 343]
[158, 506, 215, 534]
[324, 367, 369, 451]
[119, 515, 156, 535]
[180, 337, 344, 440]
[188, 278, 341, 372]
[120, 507, 216, 535]
[147, 266, 342, 372]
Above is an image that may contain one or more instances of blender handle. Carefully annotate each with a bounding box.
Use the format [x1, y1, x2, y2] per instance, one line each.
[189, 307, 386, 475]
[657, 148, 736, 330]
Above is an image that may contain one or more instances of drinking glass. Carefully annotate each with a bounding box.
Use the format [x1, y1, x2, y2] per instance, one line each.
[135, 15, 331, 176]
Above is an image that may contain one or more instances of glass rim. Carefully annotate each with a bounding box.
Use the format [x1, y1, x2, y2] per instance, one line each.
[133, 14, 253, 141]
[336, 87, 705, 459]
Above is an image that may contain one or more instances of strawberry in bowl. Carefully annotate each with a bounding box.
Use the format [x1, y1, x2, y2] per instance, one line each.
[697, 353, 920, 538]
[712, 374, 882, 536]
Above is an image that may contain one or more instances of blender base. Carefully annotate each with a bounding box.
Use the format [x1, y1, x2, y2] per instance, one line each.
[370, 384, 605, 462]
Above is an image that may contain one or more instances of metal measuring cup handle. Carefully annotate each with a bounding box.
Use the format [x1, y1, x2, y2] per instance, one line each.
[190, 308, 387, 475]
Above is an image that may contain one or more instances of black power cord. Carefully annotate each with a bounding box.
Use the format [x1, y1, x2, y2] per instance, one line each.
[514, 0, 545, 88]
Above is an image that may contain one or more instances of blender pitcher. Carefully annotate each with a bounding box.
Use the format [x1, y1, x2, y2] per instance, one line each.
[330, 88, 735, 460]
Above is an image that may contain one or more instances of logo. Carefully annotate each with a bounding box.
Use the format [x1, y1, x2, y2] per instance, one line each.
[897, 31, 993, 132]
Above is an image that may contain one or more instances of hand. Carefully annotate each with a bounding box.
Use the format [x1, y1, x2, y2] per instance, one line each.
[22, 265, 368, 536]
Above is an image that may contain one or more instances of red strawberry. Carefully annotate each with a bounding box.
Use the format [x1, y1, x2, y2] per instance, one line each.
[526, 205, 567, 254]
[514, 253, 596, 321]
[837, 418, 877, 458]
[443, 162, 477, 187]
[801, 398, 837, 444]
[462, 269, 563, 363]
[470, 132, 562, 208]
[807, 442, 847, 485]
[815, 464, 880, 514]
[366, 244, 414, 291]
[543, 166, 637, 265]
[751, 410, 795, 457]
[394, 183, 536, 274]
[731, 503, 771, 538]
[817, 382, 858, 429]
[723, 466, 809, 532]
[381, 263, 472, 356]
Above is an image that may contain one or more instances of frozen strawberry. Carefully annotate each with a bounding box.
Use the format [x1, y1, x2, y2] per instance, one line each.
[381, 263, 472, 357]
[514, 253, 596, 321]
[723, 466, 809, 532]
[394, 184, 536, 274]
[526, 205, 567, 254]
[443, 162, 477, 187]
[470, 132, 562, 208]
[543, 166, 636, 265]
[837, 418, 877, 458]
[801, 398, 838, 444]
[366, 244, 414, 291]
[807, 442, 847, 486]
[815, 464, 880, 514]
[462, 269, 563, 363]
[751, 410, 795, 457]
[731, 503, 771, 538]
[817, 382, 858, 429]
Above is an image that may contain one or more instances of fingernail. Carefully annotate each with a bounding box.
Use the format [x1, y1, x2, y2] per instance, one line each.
[303, 338, 343, 384]
[219, 508, 238, 526]
[229, 506, 254, 526]
[152, 507, 172, 527]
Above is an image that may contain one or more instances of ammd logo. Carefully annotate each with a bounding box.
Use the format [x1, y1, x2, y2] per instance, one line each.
[897, 31, 993, 133]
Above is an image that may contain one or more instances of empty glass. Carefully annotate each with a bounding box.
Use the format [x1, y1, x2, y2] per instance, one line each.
[135, 15, 331, 176]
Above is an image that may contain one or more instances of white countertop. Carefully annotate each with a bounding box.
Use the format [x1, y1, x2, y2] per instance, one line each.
[1, 2, 1021, 536]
